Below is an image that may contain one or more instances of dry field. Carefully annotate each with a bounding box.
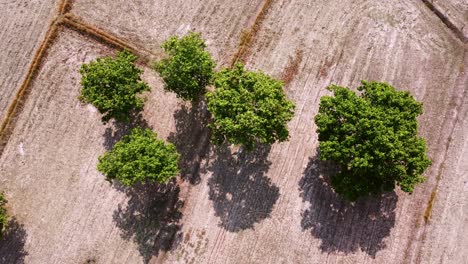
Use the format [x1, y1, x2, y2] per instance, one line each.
[70, 0, 265, 65]
[0, 0, 59, 125]
[421, 0, 468, 42]
[0, 0, 466, 263]
[161, 0, 467, 263]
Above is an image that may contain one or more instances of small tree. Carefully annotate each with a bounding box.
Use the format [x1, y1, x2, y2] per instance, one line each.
[154, 32, 216, 102]
[0, 193, 7, 239]
[207, 63, 295, 150]
[80, 50, 150, 122]
[315, 81, 431, 201]
[97, 128, 180, 186]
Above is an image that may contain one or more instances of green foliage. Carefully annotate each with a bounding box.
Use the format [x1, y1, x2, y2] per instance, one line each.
[207, 63, 295, 150]
[154, 32, 216, 102]
[97, 128, 180, 186]
[80, 50, 150, 122]
[315, 81, 431, 201]
[0, 193, 8, 239]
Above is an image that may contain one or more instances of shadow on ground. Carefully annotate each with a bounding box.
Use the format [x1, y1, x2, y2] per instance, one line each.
[113, 181, 183, 263]
[102, 112, 150, 150]
[167, 101, 211, 185]
[208, 145, 280, 232]
[299, 151, 397, 258]
[0, 218, 28, 263]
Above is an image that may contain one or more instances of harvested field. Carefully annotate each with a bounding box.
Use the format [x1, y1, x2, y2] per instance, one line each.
[0, 27, 186, 263]
[70, 0, 265, 65]
[161, 0, 467, 263]
[418, 71, 468, 264]
[0, 0, 59, 122]
[0, 0, 466, 263]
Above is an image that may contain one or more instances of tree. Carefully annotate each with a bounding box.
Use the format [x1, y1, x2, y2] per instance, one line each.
[80, 50, 150, 123]
[0, 193, 7, 239]
[314, 81, 432, 201]
[154, 32, 216, 102]
[97, 128, 180, 186]
[206, 63, 295, 150]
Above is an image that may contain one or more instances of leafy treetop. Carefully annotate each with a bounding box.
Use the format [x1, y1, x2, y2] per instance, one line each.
[97, 128, 180, 186]
[154, 32, 216, 102]
[80, 50, 150, 123]
[0, 193, 7, 239]
[207, 63, 295, 150]
[315, 81, 431, 201]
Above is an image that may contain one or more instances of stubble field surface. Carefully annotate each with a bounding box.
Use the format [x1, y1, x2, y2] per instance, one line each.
[0, 0, 59, 125]
[0, 0, 466, 263]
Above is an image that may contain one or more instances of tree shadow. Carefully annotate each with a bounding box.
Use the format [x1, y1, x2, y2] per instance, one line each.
[208, 144, 280, 232]
[0, 218, 28, 264]
[112, 181, 183, 263]
[167, 100, 211, 185]
[299, 151, 397, 258]
[102, 112, 151, 150]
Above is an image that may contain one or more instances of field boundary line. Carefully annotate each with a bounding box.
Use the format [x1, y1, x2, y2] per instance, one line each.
[0, 21, 60, 155]
[58, 0, 72, 15]
[230, 0, 274, 66]
[59, 14, 158, 63]
[420, 0, 467, 43]
[0, 0, 72, 155]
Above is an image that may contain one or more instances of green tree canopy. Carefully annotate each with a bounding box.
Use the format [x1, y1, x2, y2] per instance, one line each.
[207, 63, 295, 150]
[0, 193, 7, 239]
[315, 81, 431, 201]
[154, 32, 216, 102]
[80, 50, 150, 122]
[97, 128, 180, 186]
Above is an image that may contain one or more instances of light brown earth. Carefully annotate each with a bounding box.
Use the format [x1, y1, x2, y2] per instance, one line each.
[0, 0, 59, 125]
[70, 0, 265, 65]
[419, 71, 468, 264]
[423, 0, 468, 41]
[0, 0, 466, 263]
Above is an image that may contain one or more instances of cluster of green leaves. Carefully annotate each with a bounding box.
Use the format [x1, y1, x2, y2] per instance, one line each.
[154, 32, 216, 102]
[315, 81, 431, 201]
[0, 193, 7, 239]
[80, 50, 150, 122]
[207, 63, 295, 150]
[98, 128, 180, 186]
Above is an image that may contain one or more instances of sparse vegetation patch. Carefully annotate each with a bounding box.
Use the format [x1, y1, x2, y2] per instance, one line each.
[0, 193, 8, 239]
